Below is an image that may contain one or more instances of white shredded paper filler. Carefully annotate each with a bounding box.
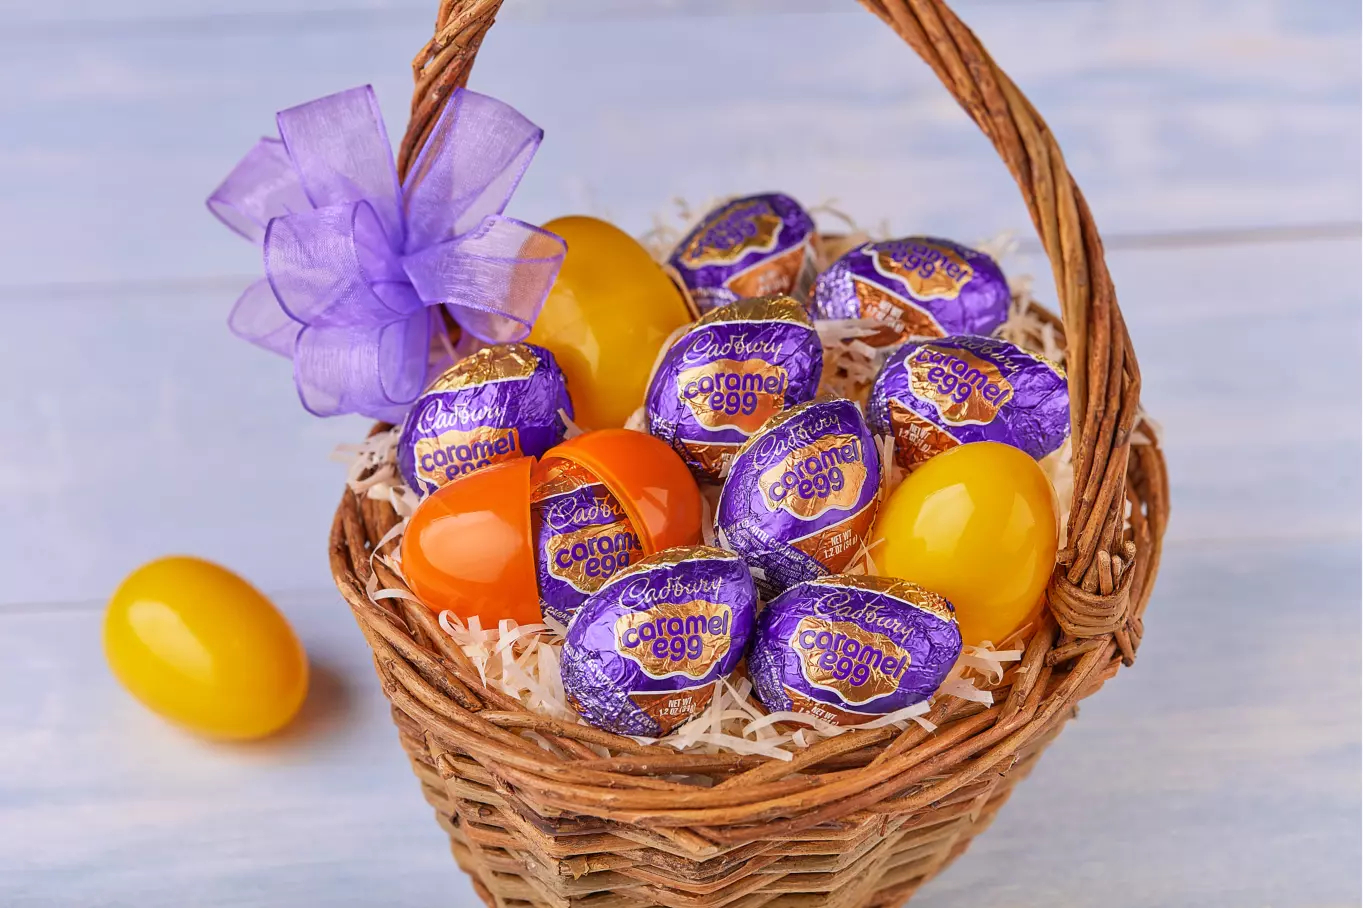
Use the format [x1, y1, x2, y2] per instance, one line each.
[419, 611, 1020, 761]
[326, 225, 1074, 760]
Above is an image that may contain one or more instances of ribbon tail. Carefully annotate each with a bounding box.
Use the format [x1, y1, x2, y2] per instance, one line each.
[401, 215, 566, 344]
[207, 138, 310, 243]
[228, 278, 303, 356]
[402, 88, 545, 249]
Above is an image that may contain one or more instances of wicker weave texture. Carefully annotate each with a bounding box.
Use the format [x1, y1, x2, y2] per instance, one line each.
[328, 1, 1171, 905]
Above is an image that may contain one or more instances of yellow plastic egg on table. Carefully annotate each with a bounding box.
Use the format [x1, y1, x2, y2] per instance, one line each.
[529, 216, 693, 430]
[870, 442, 1060, 647]
[103, 556, 308, 740]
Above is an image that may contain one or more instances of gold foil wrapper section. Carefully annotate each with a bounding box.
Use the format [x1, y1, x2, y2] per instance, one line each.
[907, 344, 1014, 425]
[694, 294, 812, 329]
[675, 199, 784, 268]
[784, 688, 868, 726]
[678, 357, 789, 434]
[679, 441, 737, 480]
[427, 342, 540, 392]
[888, 401, 960, 470]
[726, 244, 816, 301]
[871, 241, 974, 301]
[758, 434, 869, 519]
[852, 279, 946, 341]
[614, 600, 733, 680]
[791, 616, 912, 705]
[531, 458, 598, 501]
[631, 686, 716, 736]
[790, 501, 878, 574]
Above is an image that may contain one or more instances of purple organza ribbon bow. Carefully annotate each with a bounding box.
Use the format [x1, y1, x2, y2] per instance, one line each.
[207, 86, 565, 421]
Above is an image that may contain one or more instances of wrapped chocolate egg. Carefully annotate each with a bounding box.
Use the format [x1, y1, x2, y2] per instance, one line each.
[531, 458, 645, 628]
[867, 335, 1069, 472]
[560, 546, 756, 737]
[747, 574, 962, 726]
[714, 399, 881, 596]
[397, 343, 573, 497]
[812, 237, 1009, 344]
[668, 193, 818, 313]
[645, 295, 824, 483]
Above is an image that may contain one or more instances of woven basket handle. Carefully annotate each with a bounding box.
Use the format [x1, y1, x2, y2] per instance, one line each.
[396, 0, 1144, 643]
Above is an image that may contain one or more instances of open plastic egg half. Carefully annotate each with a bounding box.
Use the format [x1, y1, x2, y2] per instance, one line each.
[543, 429, 703, 554]
[401, 430, 702, 625]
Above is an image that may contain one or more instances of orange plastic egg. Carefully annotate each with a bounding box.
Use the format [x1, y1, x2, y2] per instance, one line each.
[870, 442, 1059, 647]
[401, 431, 702, 624]
[402, 457, 542, 625]
[103, 556, 308, 740]
[545, 429, 703, 552]
[528, 216, 693, 430]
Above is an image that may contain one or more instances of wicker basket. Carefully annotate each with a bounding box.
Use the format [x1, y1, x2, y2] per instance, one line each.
[328, 1, 1170, 904]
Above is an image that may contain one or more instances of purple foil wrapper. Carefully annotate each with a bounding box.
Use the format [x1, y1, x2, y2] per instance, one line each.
[867, 335, 1069, 472]
[397, 343, 573, 497]
[531, 459, 644, 628]
[646, 295, 824, 483]
[668, 194, 818, 314]
[715, 399, 880, 597]
[812, 237, 1009, 342]
[748, 574, 962, 725]
[560, 546, 757, 737]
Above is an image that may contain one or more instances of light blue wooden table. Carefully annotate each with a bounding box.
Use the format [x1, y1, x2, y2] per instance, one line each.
[1, 1, 1358, 905]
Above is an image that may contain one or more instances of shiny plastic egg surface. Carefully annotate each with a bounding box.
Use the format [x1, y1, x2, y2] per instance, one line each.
[528, 216, 693, 430]
[870, 442, 1059, 647]
[401, 456, 541, 625]
[103, 556, 308, 740]
[544, 429, 703, 553]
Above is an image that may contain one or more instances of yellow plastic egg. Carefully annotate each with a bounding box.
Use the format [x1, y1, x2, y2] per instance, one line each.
[529, 216, 693, 430]
[103, 556, 308, 740]
[870, 442, 1060, 647]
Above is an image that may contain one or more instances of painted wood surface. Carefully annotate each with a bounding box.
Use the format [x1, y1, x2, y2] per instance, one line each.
[0, 0, 1358, 904]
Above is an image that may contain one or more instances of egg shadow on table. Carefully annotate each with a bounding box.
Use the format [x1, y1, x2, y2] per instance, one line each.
[226, 657, 357, 754]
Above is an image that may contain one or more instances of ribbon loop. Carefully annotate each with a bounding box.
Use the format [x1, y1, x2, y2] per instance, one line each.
[207, 138, 309, 243]
[276, 87, 405, 248]
[403, 89, 544, 246]
[229, 278, 302, 356]
[403, 215, 567, 344]
[294, 312, 433, 421]
[264, 200, 415, 327]
[208, 86, 565, 420]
